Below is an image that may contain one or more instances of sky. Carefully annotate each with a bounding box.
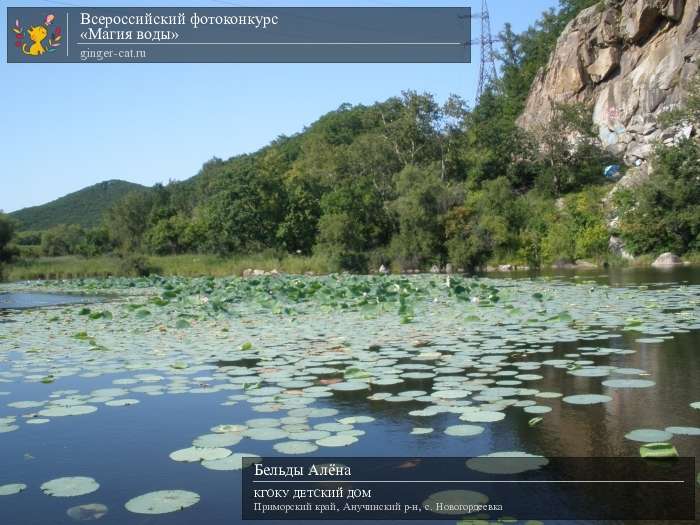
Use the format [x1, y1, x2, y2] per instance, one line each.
[1, 0, 558, 212]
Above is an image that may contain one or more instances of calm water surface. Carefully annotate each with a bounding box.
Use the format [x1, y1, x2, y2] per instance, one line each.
[0, 268, 698, 525]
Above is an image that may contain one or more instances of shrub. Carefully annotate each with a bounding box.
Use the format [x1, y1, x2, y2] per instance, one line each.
[617, 139, 700, 255]
[118, 254, 159, 277]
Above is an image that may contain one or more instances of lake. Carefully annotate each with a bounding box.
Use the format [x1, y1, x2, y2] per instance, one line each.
[0, 268, 698, 524]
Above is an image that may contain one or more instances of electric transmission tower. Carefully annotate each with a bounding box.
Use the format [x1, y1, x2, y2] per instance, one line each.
[476, 0, 498, 101]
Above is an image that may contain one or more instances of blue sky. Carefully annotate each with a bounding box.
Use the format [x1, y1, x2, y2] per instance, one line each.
[1, 0, 558, 212]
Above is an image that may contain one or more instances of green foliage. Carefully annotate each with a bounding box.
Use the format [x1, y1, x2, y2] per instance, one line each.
[532, 103, 616, 196]
[10, 180, 145, 231]
[617, 139, 700, 255]
[389, 165, 454, 269]
[0, 213, 17, 275]
[40, 224, 111, 257]
[118, 254, 159, 277]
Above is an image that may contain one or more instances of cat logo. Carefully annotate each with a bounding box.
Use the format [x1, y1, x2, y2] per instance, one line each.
[10, 14, 62, 57]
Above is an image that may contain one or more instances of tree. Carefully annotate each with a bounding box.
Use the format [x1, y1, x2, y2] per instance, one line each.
[531, 102, 615, 196]
[106, 191, 155, 252]
[316, 177, 392, 256]
[0, 213, 16, 263]
[389, 165, 454, 268]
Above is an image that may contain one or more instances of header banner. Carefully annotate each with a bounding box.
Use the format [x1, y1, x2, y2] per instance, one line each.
[7, 7, 471, 63]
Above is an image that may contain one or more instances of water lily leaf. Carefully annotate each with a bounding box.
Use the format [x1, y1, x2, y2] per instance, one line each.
[624, 429, 673, 443]
[423, 490, 488, 515]
[192, 433, 242, 448]
[444, 424, 484, 437]
[466, 452, 548, 474]
[664, 426, 700, 436]
[602, 379, 655, 389]
[639, 442, 678, 459]
[169, 447, 231, 462]
[125, 490, 199, 514]
[315, 435, 358, 447]
[0, 483, 27, 496]
[562, 394, 611, 405]
[66, 503, 108, 521]
[273, 441, 318, 454]
[41, 477, 99, 497]
[201, 453, 261, 471]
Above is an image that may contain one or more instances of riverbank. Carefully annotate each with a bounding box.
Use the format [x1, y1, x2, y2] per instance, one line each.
[3, 252, 700, 282]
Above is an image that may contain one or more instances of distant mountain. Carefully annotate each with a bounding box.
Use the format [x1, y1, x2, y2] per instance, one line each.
[10, 180, 147, 231]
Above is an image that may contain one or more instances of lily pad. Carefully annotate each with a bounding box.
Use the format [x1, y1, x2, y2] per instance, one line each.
[125, 490, 200, 514]
[66, 503, 108, 521]
[466, 452, 548, 474]
[0, 483, 27, 496]
[639, 442, 678, 459]
[169, 447, 231, 462]
[423, 490, 488, 515]
[459, 410, 505, 423]
[315, 435, 358, 447]
[562, 394, 611, 405]
[624, 429, 673, 443]
[41, 477, 100, 497]
[201, 453, 261, 471]
[444, 424, 484, 437]
[273, 441, 319, 454]
[664, 426, 700, 436]
[602, 379, 655, 389]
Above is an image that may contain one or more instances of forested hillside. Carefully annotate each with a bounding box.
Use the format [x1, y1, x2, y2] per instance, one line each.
[10, 180, 146, 231]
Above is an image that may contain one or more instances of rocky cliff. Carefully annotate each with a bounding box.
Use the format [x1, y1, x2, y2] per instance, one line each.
[518, 0, 699, 174]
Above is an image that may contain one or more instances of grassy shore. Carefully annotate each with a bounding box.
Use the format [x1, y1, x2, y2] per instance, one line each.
[3, 252, 699, 282]
[2, 254, 333, 281]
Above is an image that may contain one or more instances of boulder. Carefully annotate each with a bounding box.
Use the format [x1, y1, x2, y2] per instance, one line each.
[445, 263, 454, 274]
[609, 236, 635, 260]
[620, 0, 664, 44]
[651, 252, 683, 267]
[378, 264, 389, 274]
[430, 265, 441, 274]
[587, 47, 621, 83]
[242, 268, 254, 277]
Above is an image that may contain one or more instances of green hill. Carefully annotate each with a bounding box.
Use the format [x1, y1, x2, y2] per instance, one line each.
[10, 180, 146, 231]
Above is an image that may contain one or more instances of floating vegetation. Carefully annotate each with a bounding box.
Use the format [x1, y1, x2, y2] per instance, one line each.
[665, 426, 700, 436]
[466, 452, 548, 474]
[639, 442, 679, 459]
[602, 379, 656, 389]
[444, 424, 484, 437]
[624, 429, 674, 443]
[0, 483, 27, 496]
[315, 435, 358, 447]
[170, 447, 232, 462]
[423, 490, 488, 515]
[201, 453, 261, 471]
[562, 394, 612, 405]
[1, 273, 699, 521]
[124, 490, 200, 514]
[273, 441, 319, 454]
[66, 503, 108, 521]
[40, 477, 100, 497]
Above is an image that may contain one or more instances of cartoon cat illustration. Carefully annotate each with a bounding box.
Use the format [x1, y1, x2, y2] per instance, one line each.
[23, 25, 48, 56]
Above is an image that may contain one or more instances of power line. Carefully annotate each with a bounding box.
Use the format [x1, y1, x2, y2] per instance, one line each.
[476, 0, 498, 101]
